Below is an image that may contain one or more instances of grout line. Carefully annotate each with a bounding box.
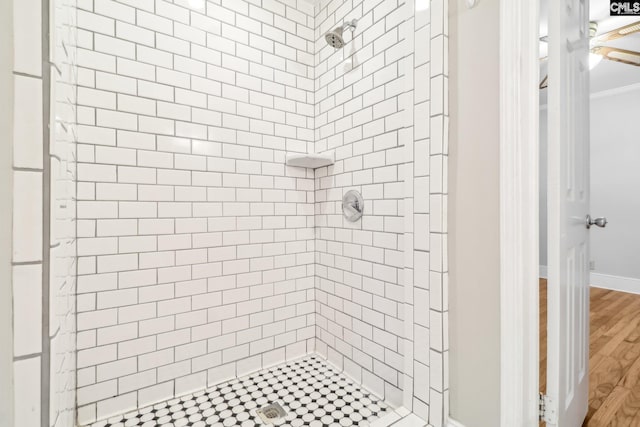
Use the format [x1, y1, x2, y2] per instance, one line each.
[12, 71, 43, 79]
[13, 353, 44, 362]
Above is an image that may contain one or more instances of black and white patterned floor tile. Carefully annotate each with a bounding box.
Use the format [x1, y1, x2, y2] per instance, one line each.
[89, 355, 390, 427]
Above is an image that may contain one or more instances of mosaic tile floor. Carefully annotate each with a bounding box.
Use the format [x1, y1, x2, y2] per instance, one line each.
[88, 355, 390, 427]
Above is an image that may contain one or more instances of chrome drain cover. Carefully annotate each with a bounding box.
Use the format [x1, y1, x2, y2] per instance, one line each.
[256, 402, 287, 424]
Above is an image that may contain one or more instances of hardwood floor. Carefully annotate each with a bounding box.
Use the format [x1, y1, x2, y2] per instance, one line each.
[540, 279, 640, 426]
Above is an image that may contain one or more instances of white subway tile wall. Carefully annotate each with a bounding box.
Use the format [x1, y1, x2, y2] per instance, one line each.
[45, 0, 450, 424]
[313, 0, 448, 425]
[51, 0, 80, 425]
[11, 0, 46, 425]
[75, 0, 317, 423]
[409, 0, 448, 424]
[313, 0, 408, 410]
[12, 0, 79, 424]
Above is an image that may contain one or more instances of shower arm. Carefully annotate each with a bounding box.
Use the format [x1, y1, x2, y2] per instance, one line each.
[342, 19, 358, 32]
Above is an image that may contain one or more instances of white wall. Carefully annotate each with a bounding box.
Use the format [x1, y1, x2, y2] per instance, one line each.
[539, 86, 640, 289]
[590, 87, 640, 282]
[448, 0, 501, 425]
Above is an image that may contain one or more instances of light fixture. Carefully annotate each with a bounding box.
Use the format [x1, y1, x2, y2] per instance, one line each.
[416, 0, 429, 11]
[189, 0, 205, 9]
[589, 52, 603, 70]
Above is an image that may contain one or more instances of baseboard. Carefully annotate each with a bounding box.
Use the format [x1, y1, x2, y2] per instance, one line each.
[447, 418, 466, 427]
[540, 267, 640, 295]
[590, 272, 640, 295]
[539, 265, 548, 279]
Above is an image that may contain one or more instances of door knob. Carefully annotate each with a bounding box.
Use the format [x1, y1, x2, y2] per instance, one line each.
[586, 215, 607, 229]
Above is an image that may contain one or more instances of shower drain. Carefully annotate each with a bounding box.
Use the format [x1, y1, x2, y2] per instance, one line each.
[256, 402, 287, 424]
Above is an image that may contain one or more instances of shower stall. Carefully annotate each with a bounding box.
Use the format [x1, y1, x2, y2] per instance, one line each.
[5, 0, 450, 425]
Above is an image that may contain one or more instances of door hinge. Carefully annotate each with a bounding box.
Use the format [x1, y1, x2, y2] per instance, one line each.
[539, 393, 558, 424]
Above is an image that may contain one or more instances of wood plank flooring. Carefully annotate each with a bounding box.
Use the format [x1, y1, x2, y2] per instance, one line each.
[540, 279, 640, 426]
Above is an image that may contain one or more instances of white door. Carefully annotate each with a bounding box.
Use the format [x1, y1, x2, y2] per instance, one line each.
[546, 0, 590, 425]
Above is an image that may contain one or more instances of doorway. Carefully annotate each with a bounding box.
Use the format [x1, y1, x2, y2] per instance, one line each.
[538, 2, 640, 424]
[497, 0, 640, 424]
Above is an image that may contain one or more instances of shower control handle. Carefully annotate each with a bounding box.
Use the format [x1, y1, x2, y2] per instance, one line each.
[342, 190, 364, 222]
[345, 199, 361, 213]
[586, 215, 607, 229]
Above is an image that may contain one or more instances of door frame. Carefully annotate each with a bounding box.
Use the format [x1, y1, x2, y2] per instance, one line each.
[499, 0, 541, 425]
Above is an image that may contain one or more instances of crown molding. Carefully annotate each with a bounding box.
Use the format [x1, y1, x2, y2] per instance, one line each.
[541, 81, 640, 109]
[590, 82, 640, 100]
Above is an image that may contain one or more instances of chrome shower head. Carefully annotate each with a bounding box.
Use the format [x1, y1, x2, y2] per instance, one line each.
[325, 19, 357, 49]
[325, 26, 345, 48]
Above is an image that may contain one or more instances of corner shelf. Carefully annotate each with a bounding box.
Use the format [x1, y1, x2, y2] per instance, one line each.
[285, 151, 335, 169]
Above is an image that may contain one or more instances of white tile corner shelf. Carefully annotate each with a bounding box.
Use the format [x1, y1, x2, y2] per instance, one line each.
[285, 151, 335, 169]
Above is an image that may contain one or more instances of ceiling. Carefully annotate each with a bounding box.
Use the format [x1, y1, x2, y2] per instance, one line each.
[540, 0, 640, 95]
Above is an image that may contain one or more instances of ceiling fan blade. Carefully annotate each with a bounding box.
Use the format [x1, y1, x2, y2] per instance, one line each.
[592, 46, 640, 67]
[540, 75, 548, 90]
[595, 20, 640, 42]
